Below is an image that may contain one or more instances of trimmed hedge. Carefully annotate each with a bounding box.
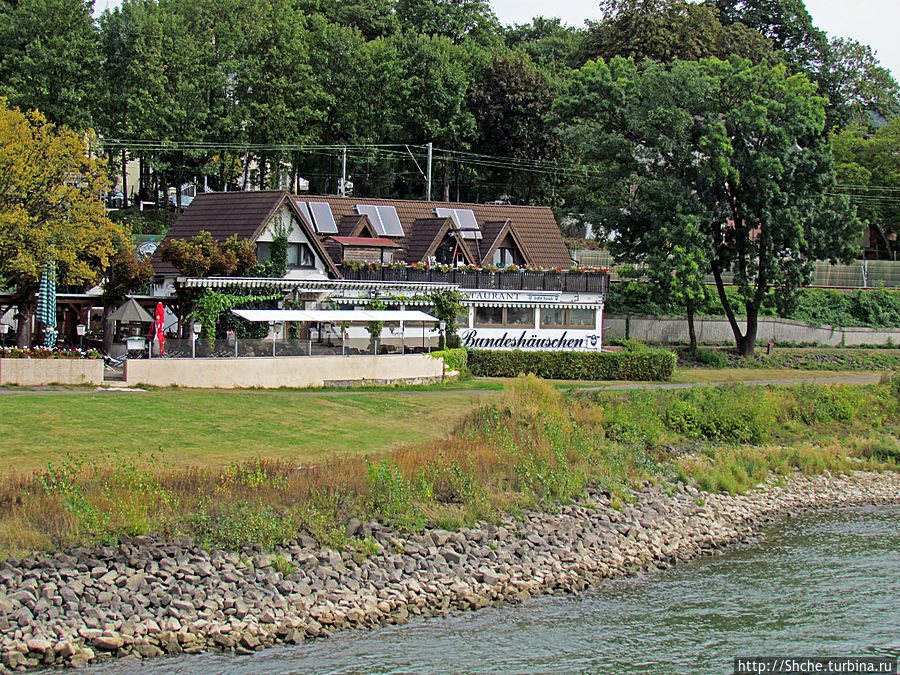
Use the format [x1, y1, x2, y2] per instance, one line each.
[430, 348, 468, 373]
[467, 349, 676, 381]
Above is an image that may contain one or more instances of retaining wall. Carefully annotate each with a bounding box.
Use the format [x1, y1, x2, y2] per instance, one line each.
[604, 314, 900, 346]
[124, 354, 445, 389]
[0, 359, 104, 386]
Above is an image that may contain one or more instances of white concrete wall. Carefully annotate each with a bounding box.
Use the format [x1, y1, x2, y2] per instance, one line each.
[124, 354, 445, 389]
[605, 314, 900, 347]
[0, 359, 104, 386]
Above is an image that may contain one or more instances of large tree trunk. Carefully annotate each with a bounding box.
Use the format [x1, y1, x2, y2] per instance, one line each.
[102, 304, 115, 354]
[711, 263, 755, 356]
[739, 303, 760, 357]
[685, 297, 697, 354]
[15, 301, 33, 348]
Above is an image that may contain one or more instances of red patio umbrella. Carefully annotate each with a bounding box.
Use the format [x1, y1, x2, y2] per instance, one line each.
[154, 302, 166, 355]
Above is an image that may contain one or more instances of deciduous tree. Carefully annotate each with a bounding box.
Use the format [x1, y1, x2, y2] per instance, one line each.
[0, 100, 126, 347]
[0, 0, 100, 130]
[557, 57, 861, 356]
[832, 118, 900, 255]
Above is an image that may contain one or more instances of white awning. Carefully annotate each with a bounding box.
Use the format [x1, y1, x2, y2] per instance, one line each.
[364, 310, 437, 322]
[231, 309, 316, 322]
[231, 309, 438, 323]
[300, 310, 376, 322]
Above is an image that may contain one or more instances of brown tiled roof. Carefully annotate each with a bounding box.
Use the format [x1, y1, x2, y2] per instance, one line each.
[153, 190, 341, 278]
[329, 236, 400, 247]
[155, 192, 573, 275]
[297, 195, 572, 267]
[404, 218, 452, 263]
[478, 220, 508, 262]
[336, 214, 377, 238]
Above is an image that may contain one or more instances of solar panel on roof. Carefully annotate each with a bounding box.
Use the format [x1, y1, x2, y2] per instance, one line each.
[294, 200, 314, 229]
[434, 207, 459, 227]
[454, 209, 479, 231]
[308, 202, 338, 233]
[435, 207, 481, 238]
[376, 205, 404, 236]
[354, 205, 384, 234]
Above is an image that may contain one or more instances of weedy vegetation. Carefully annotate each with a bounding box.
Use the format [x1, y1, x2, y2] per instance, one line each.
[1, 375, 899, 558]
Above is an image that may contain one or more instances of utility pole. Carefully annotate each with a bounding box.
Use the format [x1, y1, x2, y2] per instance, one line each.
[426, 142, 432, 202]
[339, 147, 347, 196]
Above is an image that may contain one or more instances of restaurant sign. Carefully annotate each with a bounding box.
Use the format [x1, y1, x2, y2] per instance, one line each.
[459, 329, 600, 351]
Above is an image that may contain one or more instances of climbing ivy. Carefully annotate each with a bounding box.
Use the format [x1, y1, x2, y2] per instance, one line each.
[430, 290, 464, 349]
[195, 290, 281, 338]
[365, 297, 386, 354]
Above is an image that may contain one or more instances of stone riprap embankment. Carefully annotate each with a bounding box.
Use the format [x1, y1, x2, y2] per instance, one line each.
[1, 471, 898, 671]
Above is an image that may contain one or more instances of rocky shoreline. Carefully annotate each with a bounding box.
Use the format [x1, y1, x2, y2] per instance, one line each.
[1, 470, 898, 672]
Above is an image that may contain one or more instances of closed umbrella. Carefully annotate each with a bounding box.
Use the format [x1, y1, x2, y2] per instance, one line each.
[154, 302, 166, 355]
[36, 260, 57, 348]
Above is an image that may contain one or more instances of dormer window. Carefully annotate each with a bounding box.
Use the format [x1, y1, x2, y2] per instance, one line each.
[493, 247, 515, 267]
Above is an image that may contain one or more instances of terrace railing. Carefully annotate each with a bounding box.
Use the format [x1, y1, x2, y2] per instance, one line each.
[341, 267, 610, 294]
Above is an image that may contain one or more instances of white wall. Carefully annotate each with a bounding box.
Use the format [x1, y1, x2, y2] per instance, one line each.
[124, 354, 444, 389]
[0, 359, 103, 386]
[605, 314, 900, 347]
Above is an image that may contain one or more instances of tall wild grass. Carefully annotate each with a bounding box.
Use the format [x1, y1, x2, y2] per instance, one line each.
[1, 375, 898, 558]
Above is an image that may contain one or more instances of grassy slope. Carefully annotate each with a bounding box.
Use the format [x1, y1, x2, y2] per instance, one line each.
[1, 376, 899, 557]
[0, 389, 487, 473]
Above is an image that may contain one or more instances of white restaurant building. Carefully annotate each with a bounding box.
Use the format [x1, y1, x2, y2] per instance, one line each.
[150, 191, 609, 352]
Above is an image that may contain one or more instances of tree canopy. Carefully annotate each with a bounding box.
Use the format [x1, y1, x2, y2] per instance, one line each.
[0, 98, 128, 346]
[557, 57, 862, 355]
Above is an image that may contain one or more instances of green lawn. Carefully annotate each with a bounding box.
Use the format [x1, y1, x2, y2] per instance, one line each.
[2, 367, 886, 475]
[0, 389, 489, 473]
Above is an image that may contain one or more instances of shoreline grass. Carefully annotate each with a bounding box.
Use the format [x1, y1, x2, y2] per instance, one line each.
[1, 376, 899, 559]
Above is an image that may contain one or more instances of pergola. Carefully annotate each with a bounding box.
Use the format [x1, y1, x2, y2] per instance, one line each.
[230, 308, 439, 356]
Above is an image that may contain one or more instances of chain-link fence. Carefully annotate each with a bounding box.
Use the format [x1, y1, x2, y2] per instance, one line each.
[572, 250, 900, 289]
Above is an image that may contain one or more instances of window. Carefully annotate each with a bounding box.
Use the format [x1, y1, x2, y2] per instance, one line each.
[540, 308, 596, 329]
[475, 307, 503, 326]
[505, 307, 533, 326]
[475, 306, 534, 327]
[257, 242, 316, 268]
[493, 247, 515, 267]
[291, 243, 315, 268]
[456, 307, 469, 327]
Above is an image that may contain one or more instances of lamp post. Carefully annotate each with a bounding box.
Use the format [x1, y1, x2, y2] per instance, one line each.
[191, 321, 202, 358]
[76, 324, 86, 350]
[439, 320, 446, 351]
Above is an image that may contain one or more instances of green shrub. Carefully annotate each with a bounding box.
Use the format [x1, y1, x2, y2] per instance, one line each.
[190, 501, 296, 551]
[430, 348, 468, 374]
[695, 348, 729, 369]
[366, 460, 426, 531]
[467, 349, 676, 381]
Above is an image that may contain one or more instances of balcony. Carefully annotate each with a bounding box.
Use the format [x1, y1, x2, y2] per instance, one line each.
[340, 266, 610, 294]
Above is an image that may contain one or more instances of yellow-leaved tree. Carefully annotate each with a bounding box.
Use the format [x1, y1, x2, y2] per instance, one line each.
[0, 99, 129, 347]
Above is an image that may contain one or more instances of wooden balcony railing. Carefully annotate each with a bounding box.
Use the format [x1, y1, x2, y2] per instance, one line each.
[341, 267, 610, 294]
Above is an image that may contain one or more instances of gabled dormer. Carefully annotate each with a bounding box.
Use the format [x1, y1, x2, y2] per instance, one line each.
[480, 220, 532, 268]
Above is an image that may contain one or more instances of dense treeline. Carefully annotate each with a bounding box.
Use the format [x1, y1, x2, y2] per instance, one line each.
[0, 0, 896, 214]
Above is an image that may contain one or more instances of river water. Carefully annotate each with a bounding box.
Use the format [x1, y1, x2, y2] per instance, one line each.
[84, 504, 900, 675]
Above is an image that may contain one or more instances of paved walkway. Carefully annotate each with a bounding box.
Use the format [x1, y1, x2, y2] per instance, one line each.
[0, 373, 884, 395]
